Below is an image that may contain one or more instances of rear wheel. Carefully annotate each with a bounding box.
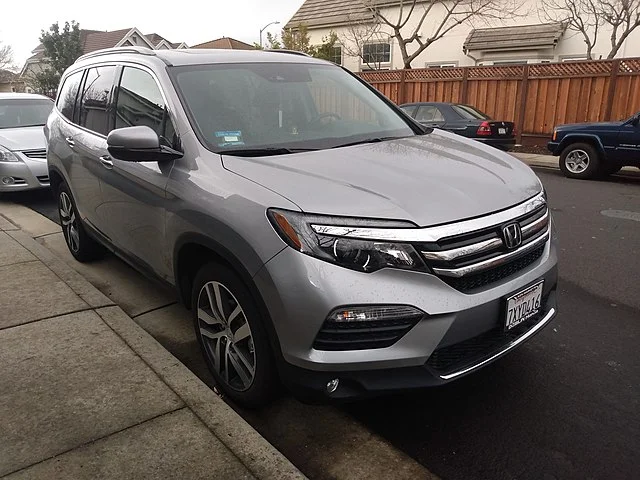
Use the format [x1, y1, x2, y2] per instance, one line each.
[559, 143, 602, 180]
[57, 182, 105, 262]
[191, 263, 277, 408]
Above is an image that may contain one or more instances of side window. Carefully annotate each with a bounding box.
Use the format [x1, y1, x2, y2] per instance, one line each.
[399, 105, 416, 117]
[115, 67, 176, 147]
[56, 70, 83, 121]
[78, 66, 117, 135]
[415, 105, 445, 123]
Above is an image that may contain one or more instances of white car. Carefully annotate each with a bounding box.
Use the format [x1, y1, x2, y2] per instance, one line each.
[0, 93, 54, 191]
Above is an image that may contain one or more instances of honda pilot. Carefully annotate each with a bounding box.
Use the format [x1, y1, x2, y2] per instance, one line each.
[46, 47, 558, 407]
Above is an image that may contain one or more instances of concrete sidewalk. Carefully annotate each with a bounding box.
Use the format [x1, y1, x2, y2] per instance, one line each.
[511, 152, 639, 174]
[0, 215, 304, 479]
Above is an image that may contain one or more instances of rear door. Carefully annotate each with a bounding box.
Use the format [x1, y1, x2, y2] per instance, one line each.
[73, 65, 119, 235]
[414, 104, 446, 129]
[98, 65, 178, 280]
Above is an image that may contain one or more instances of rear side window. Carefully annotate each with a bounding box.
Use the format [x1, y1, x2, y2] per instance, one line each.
[56, 70, 83, 121]
[78, 66, 118, 135]
[399, 105, 416, 117]
[415, 105, 445, 122]
[115, 67, 176, 147]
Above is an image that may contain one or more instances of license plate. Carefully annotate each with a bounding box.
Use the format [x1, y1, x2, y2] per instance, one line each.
[505, 281, 544, 330]
[498, 127, 507, 135]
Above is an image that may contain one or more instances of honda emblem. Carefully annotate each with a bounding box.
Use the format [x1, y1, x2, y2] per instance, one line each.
[502, 223, 522, 249]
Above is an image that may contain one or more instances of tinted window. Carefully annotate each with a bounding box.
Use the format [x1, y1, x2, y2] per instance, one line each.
[399, 105, 416, 117]
[78, 66, 117, 135]
[115, 67, 176, 147]
[415, 105, 445, 122]
[452, 105, 490, 120]
[56, 70, 83, 121]
[0, 99, 53, 128]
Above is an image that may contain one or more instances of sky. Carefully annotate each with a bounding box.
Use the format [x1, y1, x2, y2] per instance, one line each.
[0, 0, 303, 70]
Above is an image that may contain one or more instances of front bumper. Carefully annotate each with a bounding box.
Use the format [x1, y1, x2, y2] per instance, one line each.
[254, 235, 558, 400]
[547, 141, 561, 155]
[0, 153, 49, 192]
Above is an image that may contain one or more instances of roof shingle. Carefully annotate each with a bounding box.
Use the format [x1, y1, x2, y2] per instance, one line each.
[191, 37, 254, 50]
[463, 23, 567, 53]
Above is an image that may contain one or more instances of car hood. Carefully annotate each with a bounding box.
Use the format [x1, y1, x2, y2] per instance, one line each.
[0, 126, 46, 151]
[222, 130, 542, 227]
[557, 121, 624, 130]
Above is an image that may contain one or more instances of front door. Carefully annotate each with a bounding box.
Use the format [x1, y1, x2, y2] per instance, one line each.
[98, 65, 178, 280]
[616, 114, 640, 164]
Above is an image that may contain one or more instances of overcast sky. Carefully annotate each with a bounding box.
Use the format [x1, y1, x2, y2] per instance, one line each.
[1, 0, 302, 69]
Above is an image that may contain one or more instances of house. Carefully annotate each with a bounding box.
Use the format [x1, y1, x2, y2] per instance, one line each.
[21, 27, 188, 82]
[191, 37, 255, 50]
[285, 0, 640, 71]
[0, 69, 25, 93]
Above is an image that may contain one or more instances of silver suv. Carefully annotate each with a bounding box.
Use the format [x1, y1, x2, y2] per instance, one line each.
[46, 47, 557, 407]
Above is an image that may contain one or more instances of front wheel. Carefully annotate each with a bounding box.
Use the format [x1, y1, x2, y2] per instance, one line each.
[559, 143, 602, 180]
[191, 263, 278, 408]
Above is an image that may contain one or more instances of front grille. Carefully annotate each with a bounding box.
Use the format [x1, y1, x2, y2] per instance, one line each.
[36, 175, 50, 184]
[313, 317, 419, 351]
[426, 308, 545, 373]
[442, 245, 545, 292]
[418, 203, 549, 292]
[21, 149, 47, 159]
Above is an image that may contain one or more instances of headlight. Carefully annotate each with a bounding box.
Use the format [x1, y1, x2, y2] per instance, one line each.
[267, 209, 426, 273]
[0, 145, 20, 162]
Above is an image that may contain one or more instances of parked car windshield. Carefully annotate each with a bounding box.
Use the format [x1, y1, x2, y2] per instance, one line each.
[452, 104, 490, 121]
[170, 62, 417, 154]
[0, 98, 54, 129]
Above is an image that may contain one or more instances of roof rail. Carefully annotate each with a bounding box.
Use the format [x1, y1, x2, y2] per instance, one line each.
[75, 46, 157, 63]
[264, 49, 311, 57]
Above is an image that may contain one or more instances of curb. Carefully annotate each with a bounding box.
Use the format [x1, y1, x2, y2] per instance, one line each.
[5, 227, 306, 480]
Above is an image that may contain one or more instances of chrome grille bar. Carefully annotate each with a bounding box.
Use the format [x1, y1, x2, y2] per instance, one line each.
[432, 228, 550, 278]
[311, 192, 546, 243]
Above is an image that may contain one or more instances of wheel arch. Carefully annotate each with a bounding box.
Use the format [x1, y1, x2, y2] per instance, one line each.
[173, 233, 284, 358]
[558, 134, 606, 157]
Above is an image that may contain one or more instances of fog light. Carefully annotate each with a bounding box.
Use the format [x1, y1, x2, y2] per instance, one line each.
[327, 305, 425, 323]
[326, 378, 339, 394]
[2, 176, 15, 185]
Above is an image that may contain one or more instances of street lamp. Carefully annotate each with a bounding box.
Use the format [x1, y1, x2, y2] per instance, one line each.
[260, 21, 280, 48]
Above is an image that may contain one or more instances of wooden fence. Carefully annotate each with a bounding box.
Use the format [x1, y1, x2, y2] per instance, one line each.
[357, 58, 640, 144]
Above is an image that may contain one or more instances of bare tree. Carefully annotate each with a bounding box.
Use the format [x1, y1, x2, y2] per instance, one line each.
[598, 0, 640, 58]
[342, 0, 522, 69]
[542, 0, 601, 59]
[340, 7, 390, 69]
[0, 42, 15, 71]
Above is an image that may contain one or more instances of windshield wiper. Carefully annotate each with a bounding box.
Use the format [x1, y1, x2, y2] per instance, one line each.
[331, 136, 407, 149]
[221, 147, 318, 157]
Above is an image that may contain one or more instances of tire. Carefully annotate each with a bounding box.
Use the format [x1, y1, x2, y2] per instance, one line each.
[191, 263, 278, 408]
[559, 143, 602, 179]
[57, 182, 105, 262]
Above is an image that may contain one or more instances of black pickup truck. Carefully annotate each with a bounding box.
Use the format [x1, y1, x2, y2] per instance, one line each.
[547, 112, 640, 179]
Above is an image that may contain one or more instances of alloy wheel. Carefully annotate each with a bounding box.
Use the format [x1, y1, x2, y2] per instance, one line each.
[197, 281, 256, 391]
[565, 149, 590, 174]
[59, 191, 80, 253]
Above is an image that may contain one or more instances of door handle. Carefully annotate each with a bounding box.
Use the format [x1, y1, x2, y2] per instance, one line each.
[99, 155, 114, 169]
[65, 137, 75, 147]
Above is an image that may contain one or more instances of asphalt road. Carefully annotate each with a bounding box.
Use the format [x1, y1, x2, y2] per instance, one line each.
[5, 168, 639, 480]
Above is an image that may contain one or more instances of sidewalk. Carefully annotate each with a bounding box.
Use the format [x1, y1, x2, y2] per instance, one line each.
[511, 152, 639, 174]
[0, 214, 305, 479]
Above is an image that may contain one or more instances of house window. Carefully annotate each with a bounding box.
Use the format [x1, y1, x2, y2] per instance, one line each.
[362, 43, 391, 65]
[426, 62, 458, 68]
[492, 60, 528, 65]
[330, 46, 342, 65]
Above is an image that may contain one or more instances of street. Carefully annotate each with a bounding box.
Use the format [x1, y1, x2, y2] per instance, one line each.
[3, 167, 639, 480]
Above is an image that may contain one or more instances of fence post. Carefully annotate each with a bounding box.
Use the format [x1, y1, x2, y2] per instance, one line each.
[516, 65, 530, 144]
[604, 59, 621, 121]
[398, 69, 407, 105]
[461, 67, 469, 104]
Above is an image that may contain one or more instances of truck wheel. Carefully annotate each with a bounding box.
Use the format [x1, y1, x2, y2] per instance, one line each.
[559, 143, 602, 180]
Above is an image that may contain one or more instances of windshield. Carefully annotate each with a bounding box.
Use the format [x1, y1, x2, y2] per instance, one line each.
[170, 62, 416, 154]
[452, 104, 491, 121]
[0, 98, 54, 129]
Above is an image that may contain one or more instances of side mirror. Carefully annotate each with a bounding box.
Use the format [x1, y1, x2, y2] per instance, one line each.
[107, 126, 182, 162]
